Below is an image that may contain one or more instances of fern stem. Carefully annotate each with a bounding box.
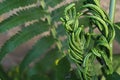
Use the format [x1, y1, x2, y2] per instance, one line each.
[109, 0, 116, 22]
[108, 0, 116, 72]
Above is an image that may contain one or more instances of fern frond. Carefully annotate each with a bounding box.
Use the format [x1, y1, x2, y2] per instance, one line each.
[19, 35, 55, 72]
[0, 20, 49, 61]
[0, 6, 47, 33]
[30, 47, 62, 79]
[0, 0, 37, 15]
[44, 0, 63, 7]
[115, 23, 120, 44]
[56, 24, 66, 37]
[51, 5, 66, 22]
[51, 0, 85, 22]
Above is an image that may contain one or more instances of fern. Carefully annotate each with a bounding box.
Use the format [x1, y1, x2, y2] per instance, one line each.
[0, 0, 95, 79]
[44, 0, 64, 7]
[0, 7, 47, 33]
[0, 0, 119, 80]
[20, 35, 55, 72]
[0, 20, 49, 61]
[0, 0, 37, 15]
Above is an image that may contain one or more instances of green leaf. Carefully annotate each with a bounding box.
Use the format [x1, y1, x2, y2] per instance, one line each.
[79, 17, 90, 27]
[106, 72, 120, 80]
[30, 74, 49, 80]
[44, 0, 63, 7]
[0, 0, 37, 15]
[0, 6, 47, 33]
[31, 48, 62, 80]
[69, 70, 80, 80]
[55, 56, 70, 80]
[34, 48, 60, 73]
[19, 35, 55, 73]
[113, 54, 120, 71]
[56, 24, 68, 51]
[56, 24, 66, 37]
[51, 5, 66, 22]
[115, 22, 120, 44]
[51, 0, 87, 23]
[0, 20, 49, 61]
[0, 65, 11, 80]
[75, 0, 87, 11]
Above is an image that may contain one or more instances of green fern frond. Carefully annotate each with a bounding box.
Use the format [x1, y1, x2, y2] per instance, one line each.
[115, 23, 120, 44]
[0, 6, 47, 33]
[0, 0, 37, 15]
[56, 24, 66, 37]
[51, 0, 85, 22]
[31, 47, 62, 78]
[51, 5, 66, 22]
[35, 48, 59, 70]
[19, 35, 55, 73]
[44, 0, 63, 7]
[0, 20, 49, 61]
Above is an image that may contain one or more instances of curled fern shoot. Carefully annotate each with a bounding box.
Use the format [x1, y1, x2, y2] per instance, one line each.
[61, 0, 115, 79]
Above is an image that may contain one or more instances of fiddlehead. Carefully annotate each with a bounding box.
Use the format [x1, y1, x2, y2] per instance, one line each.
[61, 0, 115, 79]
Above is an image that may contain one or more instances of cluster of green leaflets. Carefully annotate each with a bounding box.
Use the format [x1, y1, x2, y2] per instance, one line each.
[61, 0, 115, 79]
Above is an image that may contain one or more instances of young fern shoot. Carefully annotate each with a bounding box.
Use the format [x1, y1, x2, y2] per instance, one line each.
[61, 0, 115, 79]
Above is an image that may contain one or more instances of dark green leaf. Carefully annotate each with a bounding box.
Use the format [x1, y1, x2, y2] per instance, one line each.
[0, 65, 11, 80]
[115, 22, 120, 44]
[55, 56, 70, 80]
[30, 74, 49, 80]
[75, 0, 87, 11]
[0, 6, 47, 33]
[106, 72, 120, 80]
[69, 70, 80, 80]
[44, 0, 63, 7]
[56, 24, 66, 37]
[0, 0, 37, 15]
[56, 24, 68, 51]
[113, 54, 120, 71]
[31, 48, 62, 80]
[79, 17, 90, 27]
[20, 35, 55, 73]
[0, 20, 49, 61]
[51, 5, 66, 22]
[51, 0, 88, 23]
[34, 48, 60, 73]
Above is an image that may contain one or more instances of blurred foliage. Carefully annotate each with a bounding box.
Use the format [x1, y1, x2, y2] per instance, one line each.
[0, 0, 120, 80]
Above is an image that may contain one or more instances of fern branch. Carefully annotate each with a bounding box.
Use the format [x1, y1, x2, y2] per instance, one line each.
[19, 35, 55, 73]
[0, 7, 47, 33]
[44, 0, 63, 7]
[0, 0, 37, 15]
[0, 20, 49, 61]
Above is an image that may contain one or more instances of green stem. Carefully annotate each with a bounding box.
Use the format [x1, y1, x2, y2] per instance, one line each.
[109, 0, 116, 22]
[108, 0, 116, 74]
